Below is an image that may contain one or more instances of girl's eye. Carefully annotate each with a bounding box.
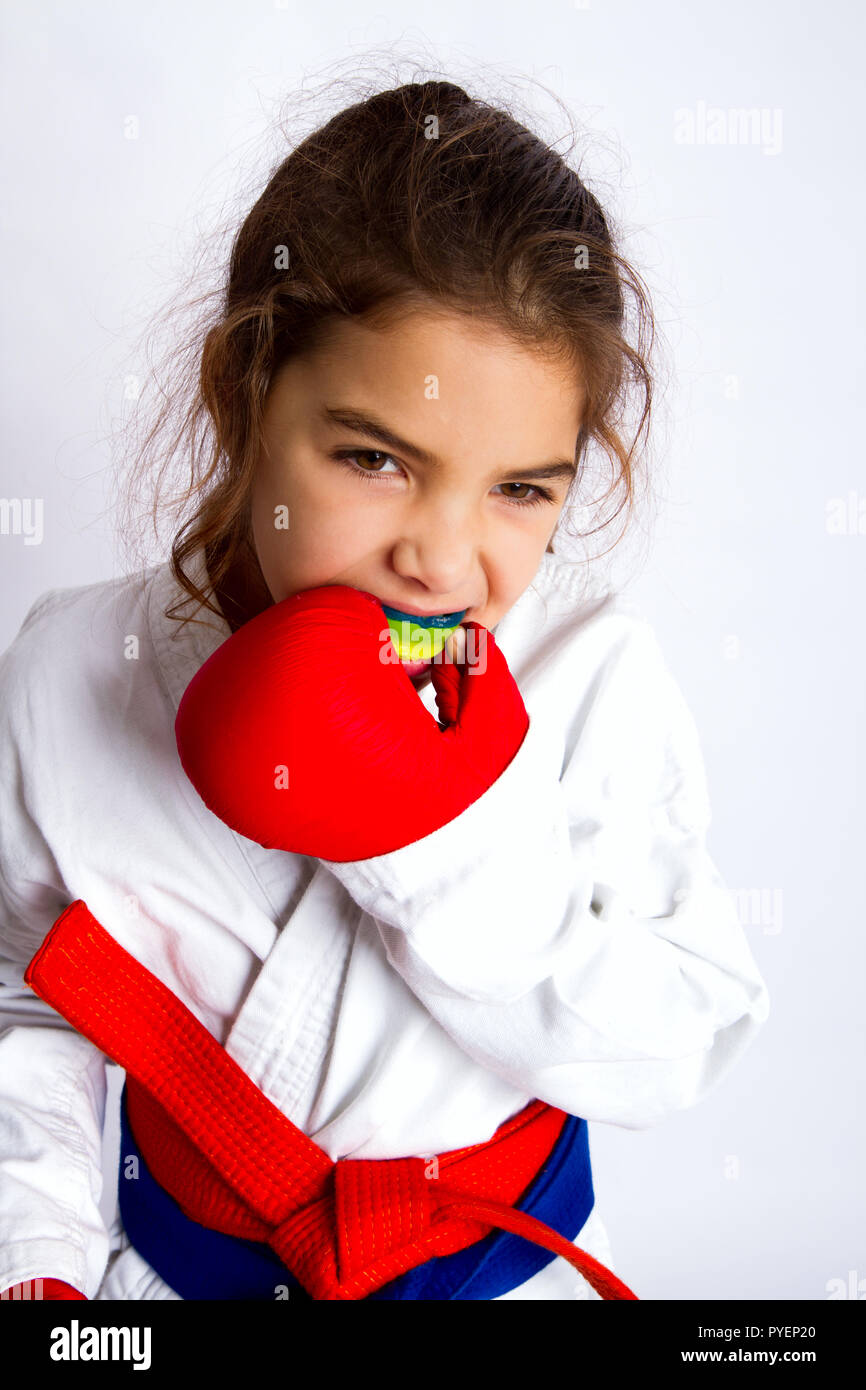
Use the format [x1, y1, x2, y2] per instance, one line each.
[334, 450, 556, 509]
[493, 481, 554, 509]
[338, 449, 402, 476]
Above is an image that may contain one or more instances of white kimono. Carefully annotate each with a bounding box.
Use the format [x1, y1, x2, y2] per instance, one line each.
[0, 546, 770, 1300]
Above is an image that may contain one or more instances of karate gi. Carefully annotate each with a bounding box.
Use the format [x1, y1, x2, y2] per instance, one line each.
[0, 546, 770, 1299]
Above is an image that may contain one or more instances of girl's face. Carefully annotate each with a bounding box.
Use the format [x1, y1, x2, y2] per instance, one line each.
[250, 307, 582, 690]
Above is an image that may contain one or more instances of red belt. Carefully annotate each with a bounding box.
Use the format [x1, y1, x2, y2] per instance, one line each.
[25, 900, 638, 1301]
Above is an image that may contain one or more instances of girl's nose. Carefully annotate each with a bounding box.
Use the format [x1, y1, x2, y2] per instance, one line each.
[390, 525, 476, 598]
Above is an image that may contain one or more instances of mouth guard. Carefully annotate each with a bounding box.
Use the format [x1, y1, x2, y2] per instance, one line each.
[381, 605, 467, 662]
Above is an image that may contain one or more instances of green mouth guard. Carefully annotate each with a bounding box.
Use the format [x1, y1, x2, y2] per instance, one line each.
[382, 605, 466, 662]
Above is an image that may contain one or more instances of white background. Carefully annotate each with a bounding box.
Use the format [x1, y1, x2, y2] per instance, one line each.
[1, 0, 863, 1300]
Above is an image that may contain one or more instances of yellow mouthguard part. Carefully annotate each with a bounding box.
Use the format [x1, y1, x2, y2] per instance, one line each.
[386, 616, 461, 662]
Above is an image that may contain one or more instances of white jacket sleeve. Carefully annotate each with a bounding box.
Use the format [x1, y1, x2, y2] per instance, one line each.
[0, 594, 111, 1297]
[321, 620, 770, 1128]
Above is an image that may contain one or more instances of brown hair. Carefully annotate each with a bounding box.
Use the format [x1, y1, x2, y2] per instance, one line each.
[115, 75, 659, 629]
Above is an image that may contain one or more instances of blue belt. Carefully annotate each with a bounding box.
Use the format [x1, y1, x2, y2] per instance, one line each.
[118, 1081, 595, 1300]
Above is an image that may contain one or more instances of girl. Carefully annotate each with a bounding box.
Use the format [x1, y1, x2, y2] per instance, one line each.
[0, 79, 769, 1301]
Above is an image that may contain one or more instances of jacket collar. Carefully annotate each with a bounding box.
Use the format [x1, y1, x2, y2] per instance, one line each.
[147, 545, 233, 716]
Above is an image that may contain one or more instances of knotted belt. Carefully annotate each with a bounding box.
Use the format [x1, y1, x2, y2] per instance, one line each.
[25, 901, 638, 1301]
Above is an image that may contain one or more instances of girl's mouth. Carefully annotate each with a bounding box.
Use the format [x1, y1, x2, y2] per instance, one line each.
[380, 603, 467, 671]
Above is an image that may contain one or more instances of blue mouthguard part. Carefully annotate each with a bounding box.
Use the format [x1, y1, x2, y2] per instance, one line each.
[381, 605, 467, 629]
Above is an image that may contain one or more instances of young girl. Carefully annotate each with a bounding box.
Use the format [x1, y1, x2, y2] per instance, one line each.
[0, 79, 769, 1302]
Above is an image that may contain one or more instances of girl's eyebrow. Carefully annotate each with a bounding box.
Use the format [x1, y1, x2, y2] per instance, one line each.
[320, 405, 578, 484]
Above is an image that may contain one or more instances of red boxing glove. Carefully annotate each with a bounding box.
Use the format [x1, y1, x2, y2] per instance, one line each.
[1, 1279, 87, 1300]
[175, 585, 529, 861]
